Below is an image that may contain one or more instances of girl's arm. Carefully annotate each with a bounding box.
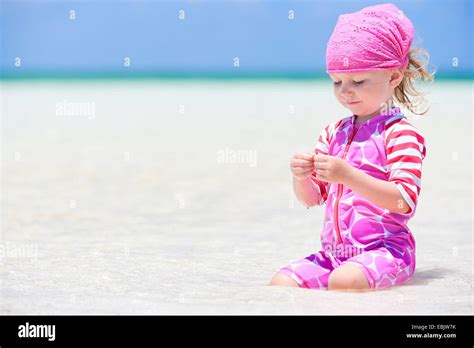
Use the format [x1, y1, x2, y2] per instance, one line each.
[342, 165, 409, 214]
[293, 176, 322, 208]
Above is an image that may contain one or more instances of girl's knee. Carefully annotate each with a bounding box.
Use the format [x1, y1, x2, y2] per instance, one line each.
[328, 264, 370, 291]
[268, 272, 300, 287]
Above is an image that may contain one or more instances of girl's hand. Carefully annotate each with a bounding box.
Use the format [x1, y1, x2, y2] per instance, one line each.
[313, 153, 352, 184]
[290, 152, 315, 180]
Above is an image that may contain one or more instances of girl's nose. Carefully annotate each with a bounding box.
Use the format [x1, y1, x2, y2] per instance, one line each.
[340, 85, 354, 96]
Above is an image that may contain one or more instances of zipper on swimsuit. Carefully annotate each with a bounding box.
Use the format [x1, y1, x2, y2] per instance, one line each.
[333, 124, 359, 244]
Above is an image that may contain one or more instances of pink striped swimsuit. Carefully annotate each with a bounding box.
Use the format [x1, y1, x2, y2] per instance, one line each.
[279, 106, 426, 289]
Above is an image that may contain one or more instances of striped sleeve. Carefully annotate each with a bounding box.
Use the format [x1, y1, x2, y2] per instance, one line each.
[310, 120, 342, 205]
[385, 120, 426, 215]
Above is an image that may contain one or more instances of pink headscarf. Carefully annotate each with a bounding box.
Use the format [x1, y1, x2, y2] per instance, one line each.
[326, 3, 414, 73]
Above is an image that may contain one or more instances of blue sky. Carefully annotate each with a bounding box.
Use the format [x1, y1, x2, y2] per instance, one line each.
[1, 0, 472, 77]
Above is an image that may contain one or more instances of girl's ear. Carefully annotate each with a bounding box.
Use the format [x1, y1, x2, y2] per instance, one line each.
[389, 69, 404, 89]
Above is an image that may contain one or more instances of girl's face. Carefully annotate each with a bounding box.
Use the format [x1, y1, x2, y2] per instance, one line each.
[329, 69, 404, 117]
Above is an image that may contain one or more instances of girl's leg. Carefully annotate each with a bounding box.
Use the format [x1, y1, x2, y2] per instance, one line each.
[268, 272, 300, 287]
[268, 250, 335, 289]
[338, 246, 415, 290]
[327, 263, 371, 291]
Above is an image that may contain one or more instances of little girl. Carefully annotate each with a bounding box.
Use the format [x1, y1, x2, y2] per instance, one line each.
[269, 3, 433, 291]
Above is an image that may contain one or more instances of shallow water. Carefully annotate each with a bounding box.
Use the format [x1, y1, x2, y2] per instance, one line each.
[1, 80, 472, 314]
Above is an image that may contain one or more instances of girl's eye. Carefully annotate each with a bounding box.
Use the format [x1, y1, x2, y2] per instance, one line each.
[333, 80, 364, 86]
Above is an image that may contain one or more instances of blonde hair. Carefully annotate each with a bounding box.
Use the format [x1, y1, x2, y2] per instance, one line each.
[393, 47, 435, 116]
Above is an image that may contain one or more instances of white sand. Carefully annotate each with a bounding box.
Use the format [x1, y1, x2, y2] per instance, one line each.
[0, 80, 472, 314]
